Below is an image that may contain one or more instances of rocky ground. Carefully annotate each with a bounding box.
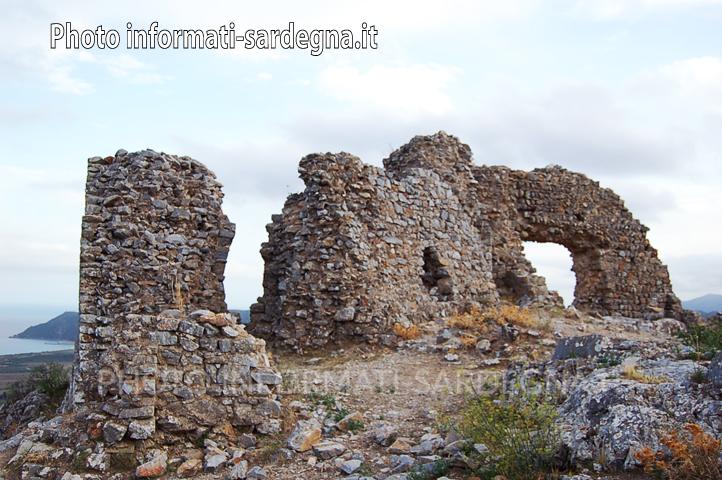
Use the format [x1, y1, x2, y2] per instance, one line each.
[1, 307, 720, 480]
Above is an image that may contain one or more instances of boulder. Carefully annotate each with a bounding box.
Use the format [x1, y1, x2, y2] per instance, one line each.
[136, 450, 167, 478]
[552, 335, 612, 360]
[287, 419, 322, 452]
[313, 441, 346, 459]
[558, 359, 721, 469]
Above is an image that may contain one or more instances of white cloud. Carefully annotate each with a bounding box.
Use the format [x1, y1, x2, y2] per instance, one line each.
[657, 57, 722, 106]
[0, 4, 93, 94]
[172, 136, 305, 200]
[666, 254, 722, 300]
[2, 0, 722, 309]
[574, 0, 722, 18]
[101, 53, 172, 85]
[523, 242, 575, 305]
[318, 63, 459, 117]
[44, 61, 94, 94]
[0, 165, 83, 296]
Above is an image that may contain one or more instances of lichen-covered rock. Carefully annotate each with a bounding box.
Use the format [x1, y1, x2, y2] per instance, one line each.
[136, 450, 167, 478]
[558, 359, 722, 470]
[176, 457, 202, 477]
[0, 390, 50, 439]
[371, 424, 398, 446]
[709, 352, 722, 386]
[247, 466, 268, 479]
[251, 132, 682, 350]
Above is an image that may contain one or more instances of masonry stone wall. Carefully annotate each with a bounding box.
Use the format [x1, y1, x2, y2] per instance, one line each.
[66, 150, 281, 441]
[251, 132, 682, 350]
[473, 165, 680, 318]
[249, 148, 500, 350]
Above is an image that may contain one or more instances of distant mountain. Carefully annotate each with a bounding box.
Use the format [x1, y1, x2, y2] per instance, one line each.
[11, 311, 79, 342]
[683, 294, 722, 315]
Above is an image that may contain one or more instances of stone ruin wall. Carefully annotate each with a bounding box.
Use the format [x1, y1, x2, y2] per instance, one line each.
[251, 132, 682, 350]
[66, 150, 281, 443]
[249, 147, 500, 350]
[474, 165, 681, 318]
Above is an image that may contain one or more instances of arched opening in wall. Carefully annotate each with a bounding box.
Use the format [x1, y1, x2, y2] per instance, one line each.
[421, 246, 453, 300]
[522, 242, 576, 306]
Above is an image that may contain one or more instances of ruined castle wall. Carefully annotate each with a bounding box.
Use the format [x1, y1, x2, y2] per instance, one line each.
[67, 150, 281, 440]
[251, 132, 682, 349]
[250, 151, 498, 350]
[473, 165, 681, 317]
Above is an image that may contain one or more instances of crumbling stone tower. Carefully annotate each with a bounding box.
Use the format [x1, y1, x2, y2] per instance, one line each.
[251, 132, 682, 350]
[66, 150, 281, 442]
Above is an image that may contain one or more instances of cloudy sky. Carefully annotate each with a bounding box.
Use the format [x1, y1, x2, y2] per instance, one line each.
[1, 0, 721, 315]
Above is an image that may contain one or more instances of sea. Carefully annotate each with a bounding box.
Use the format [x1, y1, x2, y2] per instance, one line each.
[0, 305, 75, 356]
[0, 337, 74, 356]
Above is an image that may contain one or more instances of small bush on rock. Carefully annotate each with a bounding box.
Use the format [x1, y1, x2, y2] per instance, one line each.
[635, 423, 721, 480]
[689, 367, 709, 384]
[307, 391, 337, 409]
[596, 352, 623, 368]
[459, 391, 560, 480]
[7, 363, 69, 407]
[678, 318, 722, 358]
[29, 363, 70, 401]
[6, 379, 33, 404]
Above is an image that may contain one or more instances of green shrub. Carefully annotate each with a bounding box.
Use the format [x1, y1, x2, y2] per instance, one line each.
[29, 363, 69, 400]
[596, 352, 622, 368]
[6, 363, 69, 408]
[307, 391, 337, 409]
[690, 367, 709, 384]
[345, 418, 364, 432]
[678, 319, 722, 358]
[332, 407, 350, 422]
[459, 391, 560, 480]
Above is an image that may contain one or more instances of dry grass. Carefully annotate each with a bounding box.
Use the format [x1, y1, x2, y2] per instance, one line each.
[447, 303, 538, 333]
[621, 364, 670, 384]
[536, 315, 553, 333]
[392, 323, 422, 340]
[491, 304, 538, 328]
[636, 423, 722, 479]
[281, 404, 299, 433]
[459, 333, 478, 348]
